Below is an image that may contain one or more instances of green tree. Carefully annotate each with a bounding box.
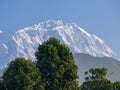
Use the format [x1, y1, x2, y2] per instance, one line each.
[0, 80, 5, 90]
[2, 58, 44, 90]
[81, 68, 113, 90]
[84, 67, 107, 81]
[113, 81, 120, 90]
[35, 37, 80, 90]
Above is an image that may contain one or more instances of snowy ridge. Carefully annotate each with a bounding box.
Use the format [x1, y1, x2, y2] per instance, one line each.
[13, 20, 114, 58]
[0, 20, 117, 68]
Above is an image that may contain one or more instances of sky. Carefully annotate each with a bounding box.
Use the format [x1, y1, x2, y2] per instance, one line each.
[0, 0, 120, 54]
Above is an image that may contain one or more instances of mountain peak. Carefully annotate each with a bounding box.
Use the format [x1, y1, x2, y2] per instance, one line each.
[13, 20, 115, 56]
[0, 20, 117, 68]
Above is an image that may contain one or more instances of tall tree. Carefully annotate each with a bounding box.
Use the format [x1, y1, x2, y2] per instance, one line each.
[2, 58, 44, 90]
[81, 68, 113, 90]
[35, 37, 80, 90]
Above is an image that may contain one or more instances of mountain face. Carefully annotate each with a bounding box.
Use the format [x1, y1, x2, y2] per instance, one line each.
[0, 20, 116, 68]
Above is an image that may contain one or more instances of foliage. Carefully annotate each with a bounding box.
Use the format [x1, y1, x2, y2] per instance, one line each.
[81, 80, 113, 90]
[2, 58, 44, 90]
[81, 68, 113, 90]
[35, 37, 80, 90]
[84, 67, 107, 81]
[0, 80, 5, 90]
[113, 81, 120, 90]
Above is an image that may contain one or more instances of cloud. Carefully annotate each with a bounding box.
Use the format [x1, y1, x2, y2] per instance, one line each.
[0, 30, 3, 33]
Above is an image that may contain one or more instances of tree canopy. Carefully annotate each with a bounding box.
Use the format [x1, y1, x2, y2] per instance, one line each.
[84, 67, 107, 81]
[2, 58, 44, 90]
[113, 81, 120, 90]
[35, 37, 80, 90]
[81, 68, 113, 90]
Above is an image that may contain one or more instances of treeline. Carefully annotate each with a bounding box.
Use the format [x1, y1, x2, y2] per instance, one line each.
[0, 38, 120, 90]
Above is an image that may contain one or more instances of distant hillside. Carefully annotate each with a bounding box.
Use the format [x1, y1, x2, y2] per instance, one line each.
[74, 53, 120, 84]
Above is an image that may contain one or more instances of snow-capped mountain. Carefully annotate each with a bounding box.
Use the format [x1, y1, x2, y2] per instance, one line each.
[0, 20, 116, 68]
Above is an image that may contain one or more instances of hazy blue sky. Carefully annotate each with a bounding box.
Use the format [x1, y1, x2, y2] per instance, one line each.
[0, 0, 120, 54]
